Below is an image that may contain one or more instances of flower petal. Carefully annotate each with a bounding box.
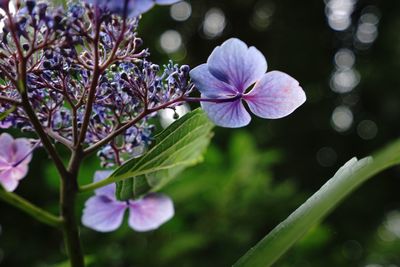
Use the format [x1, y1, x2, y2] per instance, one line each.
[190, 64, 237, 97]
[129, 0, 155, 17]
[0, 158, 9, 170]
[82, 195, 127, 232]
[93, 170, 115, 198]
[244, 71, 306, 119]
[86, 0, 155, 17]
[0, 133, 14, 162]
[13, 138, 32, 164]
[0, 120, 12, 129]
[0, 165, 28, 192]
[207, 38, 267, 93]
[128, 193, 174, 232]
[155, 0, 181, 4]
[201, 98, 251, 128]
[0, 169, 19, 192]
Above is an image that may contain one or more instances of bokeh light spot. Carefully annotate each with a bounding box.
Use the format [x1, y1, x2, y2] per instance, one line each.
[203, 8, 226, 39]
[160, 30, 182, 54]
[331, 106, 353, 132]
[170, 1, 192, 22]
[357, 120, 378, 140]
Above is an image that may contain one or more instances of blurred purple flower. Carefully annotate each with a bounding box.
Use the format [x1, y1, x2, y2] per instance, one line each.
[86, 0, 181, 17]
[190, 38, 307, 128]
[0, 121, 12, 129]
[0, 133, 33, 192]
[82, 171, 174, 232]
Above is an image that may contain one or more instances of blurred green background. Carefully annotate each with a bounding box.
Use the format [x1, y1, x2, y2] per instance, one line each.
[2, 0, 400, 266]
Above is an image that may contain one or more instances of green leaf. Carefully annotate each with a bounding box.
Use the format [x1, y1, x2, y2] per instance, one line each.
[233, 139, 400, 267]
[116, 175, 151, 200]
[80, 109, 214, 198]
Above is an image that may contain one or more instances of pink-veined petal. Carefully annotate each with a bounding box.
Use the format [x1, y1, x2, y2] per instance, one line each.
[128, 193, 174, 232]
[190, 64, 237, 97]
[201, 98, 251, 128]
[82, 195, 127, 232]
[244, 71, 306, 119]
[207, 38, 267, 93]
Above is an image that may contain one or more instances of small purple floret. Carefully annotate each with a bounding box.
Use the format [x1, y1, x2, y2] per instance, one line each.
[0, 133, 33, 192]
[190, 38, 307, 128]
[82, 171, 174, 232]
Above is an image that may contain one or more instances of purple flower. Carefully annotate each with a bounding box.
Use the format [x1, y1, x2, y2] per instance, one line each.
[86, 0, 181, 17]
[82, 171, 174, 232]
[0, 133, 33, 192]
[0, 120, 12, 129]
[190, 38, 307, 128]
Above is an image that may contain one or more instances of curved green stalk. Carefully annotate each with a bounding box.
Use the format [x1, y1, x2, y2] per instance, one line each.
[0, 189, 62, 228]
[233, 139, 400, 267]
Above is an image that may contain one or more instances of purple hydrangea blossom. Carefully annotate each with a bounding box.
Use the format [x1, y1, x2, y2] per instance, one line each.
[190, 38, 307, 128]
[0, 133, 33, 192]
[0, 2, 192, 167]
[82, 171, 174, 232]
[85, 0, 181, 17]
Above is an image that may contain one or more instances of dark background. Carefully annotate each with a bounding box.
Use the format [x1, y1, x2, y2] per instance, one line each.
[1, 0, 400, 266]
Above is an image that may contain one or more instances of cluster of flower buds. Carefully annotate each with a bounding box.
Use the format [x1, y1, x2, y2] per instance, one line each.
[0, 0, 192, 167]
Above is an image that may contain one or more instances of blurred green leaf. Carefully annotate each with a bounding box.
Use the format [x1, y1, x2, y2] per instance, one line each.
[107, 109, 214, 199]
[234, 138, 400, 267]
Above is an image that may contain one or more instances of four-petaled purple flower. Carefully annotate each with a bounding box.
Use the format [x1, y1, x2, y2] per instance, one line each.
[0, 133, 33, 192]
[82, 171, 174, 232]
[85, 0, 181, 17]
[190, 38, 307, 128]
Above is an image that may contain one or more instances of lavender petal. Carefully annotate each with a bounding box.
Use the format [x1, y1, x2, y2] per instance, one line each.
[244, 71, 306, 119]
[201, 98, 251, 128]
[190, 64, 237, 97]
[128, 193, 174, 232]
[82, 195, 127, 232]
[207, 38, 267, 93]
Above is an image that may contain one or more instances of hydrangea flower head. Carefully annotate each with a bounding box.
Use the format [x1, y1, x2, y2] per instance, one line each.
[82, 171, 174, 232]
[190, 38, 306, 128]
[0, 133, 33, 192]
[86, 0, 181, 17]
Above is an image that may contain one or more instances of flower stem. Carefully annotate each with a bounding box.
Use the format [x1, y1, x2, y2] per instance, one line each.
[5, 8, 84, 267]
[0, 189, 62, 228]
[60, 151, 85, 267]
